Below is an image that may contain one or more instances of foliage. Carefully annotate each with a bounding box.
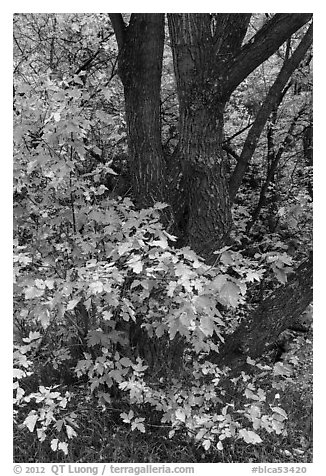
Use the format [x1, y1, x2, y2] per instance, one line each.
[13, 190, 298, 456]
[13, 13, 312, 462]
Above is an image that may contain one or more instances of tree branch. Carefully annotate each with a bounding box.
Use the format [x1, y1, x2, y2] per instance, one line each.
[109, 13, 126, 50]
[223, 13, 312, 96]
[214, 253, 313, 371]
[247, 106, 306, 232]
[228, 23, 312, 202]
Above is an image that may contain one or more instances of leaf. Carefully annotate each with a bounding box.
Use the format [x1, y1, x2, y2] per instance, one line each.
[37, 428, 46, 442]
[220, 250, 234, 266]
[245, 270, 263, 282]
[51, 439, 59, 451]
[151, 237, 169, 249]
[23, 413, 38, 432]
[199, 315, 214, 336]
[153, 202, 168, 210]
[202, 439, 211, 450]
[274, 267, 287, 284]
[127, 257, 143, 274]
[89, 281, 104, 294]
[45, 279, 55, 289]
[272, 419, 285, 434]
[119, 357, 133, 367]
[13, 368, 25, 379]
[120, 410, 134, 423]
[175, 408, 186, 422]
[271, 407, 287, 419]
[131, 418, 145, 433]
[217, 440, 224, 451]
[73, 74, 84, 85]
[58, 442, 69, 455]
[66, 298, 80, 311]
[244, 388, 259, 401]
[25, 286, 44, 300]
[210, 275, 227, 292]
[55, 420, 64, 432]
[118, 241, 132, 256]
[65, 424, 77, 439]
[239, 429, 262, 444]
[250, 405, 261, 418]
[273, 362, 292, 377]
[22, 331, 41, 343]
[100, 392, 112, 404]
[220, 281, 241, 307]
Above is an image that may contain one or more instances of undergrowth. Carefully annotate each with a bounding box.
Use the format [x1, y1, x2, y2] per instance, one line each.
[14, 333, 312, 464]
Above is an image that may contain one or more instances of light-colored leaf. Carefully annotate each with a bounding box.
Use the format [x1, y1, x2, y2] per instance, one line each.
[66, 298, 80, 311]
[23, 413, 38, 432]
[271, 407, 288, 419]
[58, 441, 68, 455]
[239, 429, 262, 444]
[202, 439, 211, 450]
[65, 424, 77, 439]
[216, 440, 223, 451]
[25, 286, 44, 300]
[51, 439, 59, 451]
[175, 408, 186, 422]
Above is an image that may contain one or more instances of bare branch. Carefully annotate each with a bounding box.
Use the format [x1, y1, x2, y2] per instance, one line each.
[229, 23, 313, 202]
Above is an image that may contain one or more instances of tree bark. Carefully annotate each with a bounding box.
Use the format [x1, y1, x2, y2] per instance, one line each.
[109, 13, 313, 370]
[168, 14, 237, 259]
[109, 14, 166, 208]
[214, 253, 313, 369]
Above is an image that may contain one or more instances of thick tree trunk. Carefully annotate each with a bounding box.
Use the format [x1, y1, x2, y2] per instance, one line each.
[109, 13, 313, 371]
[168, 14, 235, 260]
[214, 254, 313, 369]
[109, 14, 166, 208]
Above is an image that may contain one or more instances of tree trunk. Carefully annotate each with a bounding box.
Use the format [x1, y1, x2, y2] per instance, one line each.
[109, 14, 166, 208]
[214, 254, 313, 369]
[109, 13, 313, 369]
[168, 14, 236, 259]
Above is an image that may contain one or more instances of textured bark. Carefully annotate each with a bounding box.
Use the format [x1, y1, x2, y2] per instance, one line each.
[168, 14, 235, 259]
[214, 254, 313, 369]
[110, 13, 312, 254]
[109, 14, 166, 208]
[109, 14, 313, 370]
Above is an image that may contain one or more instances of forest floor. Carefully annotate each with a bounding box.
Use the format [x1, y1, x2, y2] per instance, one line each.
[14, 330, 313, 464]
